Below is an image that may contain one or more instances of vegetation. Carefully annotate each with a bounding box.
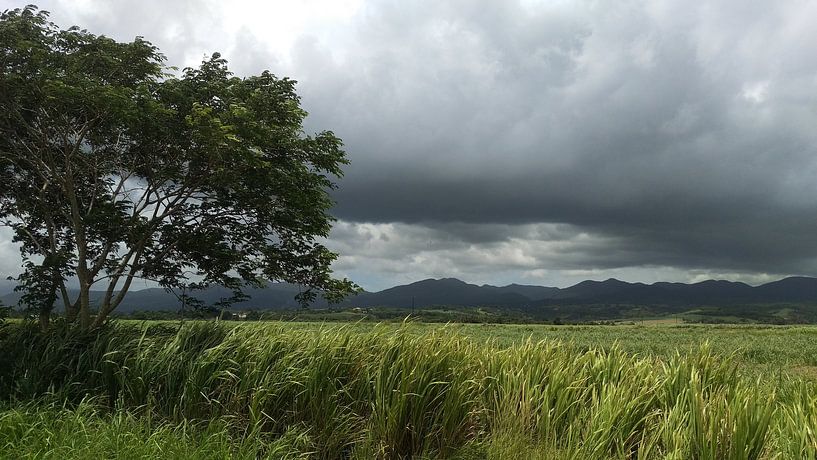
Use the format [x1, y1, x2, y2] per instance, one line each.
[0, 399, 314, 460]
[1, 6, 814, 460]
[0, 6, 355, 331]
[102, 301, 817, 325]
[1, 321, 817, 458]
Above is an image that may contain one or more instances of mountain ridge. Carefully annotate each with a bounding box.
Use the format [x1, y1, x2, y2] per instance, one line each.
[3, 276, 817, 312]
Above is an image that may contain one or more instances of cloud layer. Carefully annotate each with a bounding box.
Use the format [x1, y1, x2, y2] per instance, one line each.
[3, 0, 817, 290]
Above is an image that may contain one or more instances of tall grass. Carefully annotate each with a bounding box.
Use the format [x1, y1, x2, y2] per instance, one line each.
[0, 398, 312, 459]
[1, 321, 816, 458]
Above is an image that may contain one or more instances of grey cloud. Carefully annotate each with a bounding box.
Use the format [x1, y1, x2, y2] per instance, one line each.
[3, 0, 817, 288]
[291, 0, 817, 277]
[324, 221, 793, 290]
[0, 227, 22, 280]
[34, 0, 223, 68]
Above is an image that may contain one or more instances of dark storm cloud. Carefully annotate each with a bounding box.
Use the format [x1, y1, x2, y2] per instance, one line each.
[289, 0, 817, 276]
[4, 0, 817, 288]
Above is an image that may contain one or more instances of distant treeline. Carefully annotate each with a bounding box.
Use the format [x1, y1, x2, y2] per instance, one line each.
[7, 300, 817, 325]
[114, 303, 817, 324]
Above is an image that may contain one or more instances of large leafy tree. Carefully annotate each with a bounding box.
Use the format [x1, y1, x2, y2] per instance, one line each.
[0, 6, 356, 329]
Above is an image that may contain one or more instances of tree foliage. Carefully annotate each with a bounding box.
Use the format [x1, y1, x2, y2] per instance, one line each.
[0, 6, 356, 329]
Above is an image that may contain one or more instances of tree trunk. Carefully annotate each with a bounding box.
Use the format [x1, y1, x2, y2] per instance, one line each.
[78, 285, 91, 329]
[38, 308, 50, 333]
[92, 302, 110, 329]
[66, 303, 78, 323]
[92, 272, 138, 329]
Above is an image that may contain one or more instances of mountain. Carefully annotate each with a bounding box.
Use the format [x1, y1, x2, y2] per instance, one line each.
[344, 278, 533, 308]
[754, 277, 817, 303]
[342, 277, 817, 309]
[554, 278, 646, 300]
[483, 283, 560, 300]
[0, 279, 16, 296]
[541, 278, 757, 305]
[0, 283, 313, 312]
[5, 276, 817, 313]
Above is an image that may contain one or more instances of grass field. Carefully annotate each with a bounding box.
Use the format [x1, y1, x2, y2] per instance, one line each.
[252, 321, 817, 376]
[2, 321, 817, 458]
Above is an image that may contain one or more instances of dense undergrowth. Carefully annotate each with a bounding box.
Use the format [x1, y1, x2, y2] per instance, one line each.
[1, 321, 816, 458]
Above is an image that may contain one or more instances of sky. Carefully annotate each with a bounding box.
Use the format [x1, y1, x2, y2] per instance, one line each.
[2, 0, 817, 291]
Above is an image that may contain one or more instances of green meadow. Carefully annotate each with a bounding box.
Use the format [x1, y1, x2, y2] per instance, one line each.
[2, 321, 817, 459]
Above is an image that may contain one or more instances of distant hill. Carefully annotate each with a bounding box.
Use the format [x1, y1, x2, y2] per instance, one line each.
[344, 278, 534, 309]
[339, 277, 817, 309]
[4, 276, 817, 314]
[482, 283, 561, 301]
[0, 283, 312, 312]
[753, 277, 817, 303]
[0, 279, 17, 297]
[538, 278, 758, 305]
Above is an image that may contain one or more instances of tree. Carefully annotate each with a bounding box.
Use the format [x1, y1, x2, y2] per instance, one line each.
[0, 301, 10, 329]
[0, 6, 356, 329]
